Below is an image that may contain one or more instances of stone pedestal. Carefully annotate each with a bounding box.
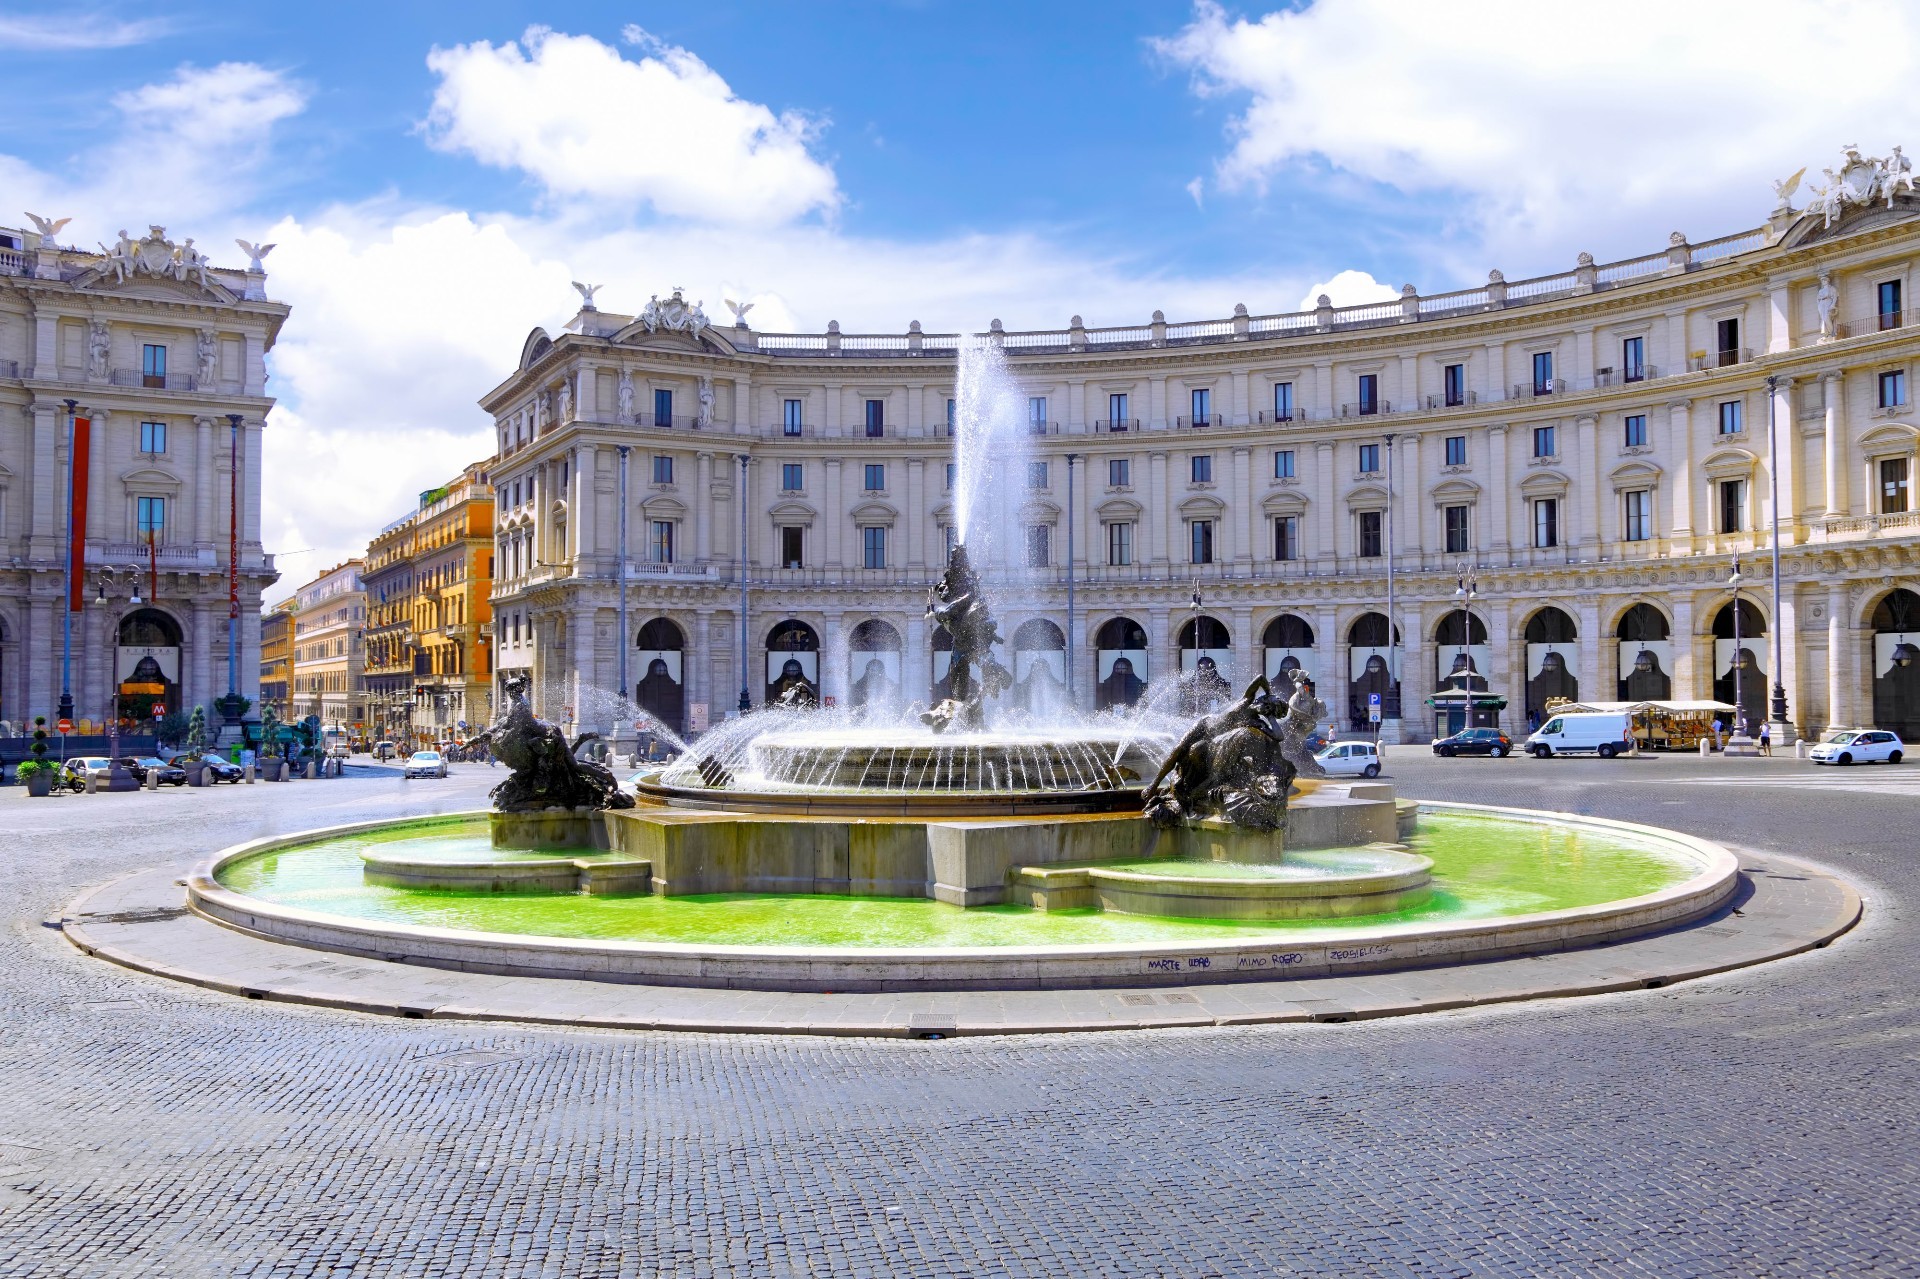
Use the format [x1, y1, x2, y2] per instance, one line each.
[1724, 734, 1759, 757]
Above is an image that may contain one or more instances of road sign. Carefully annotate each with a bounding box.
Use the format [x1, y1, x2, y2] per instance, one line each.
[1368, 692, 1382, 723]
[152, 704, 165, 718]
[56, 718, 72, 734]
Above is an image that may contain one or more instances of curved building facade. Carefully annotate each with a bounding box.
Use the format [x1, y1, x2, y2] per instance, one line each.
[485, 187, 1920, 745]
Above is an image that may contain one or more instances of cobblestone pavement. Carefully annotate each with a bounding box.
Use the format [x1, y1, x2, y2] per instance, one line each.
[0, 756, 1914, 1278]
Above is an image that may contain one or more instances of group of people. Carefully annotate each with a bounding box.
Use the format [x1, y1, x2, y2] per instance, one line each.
[1708, 716, 1773, 755]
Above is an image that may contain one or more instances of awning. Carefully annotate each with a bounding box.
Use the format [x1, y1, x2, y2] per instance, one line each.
[1556, 699, 1736, 715]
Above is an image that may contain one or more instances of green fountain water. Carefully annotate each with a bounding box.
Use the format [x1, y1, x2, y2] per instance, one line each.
[215, 809, 1700, 950]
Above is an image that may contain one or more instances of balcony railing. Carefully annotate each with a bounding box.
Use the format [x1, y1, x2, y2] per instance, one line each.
[1026, 420, 1061, 435]
[1688, 348, 1754, 372]
[108, 369, 206, 391]
[1338, 400, 1392, 418]
[1096, 418, 1142, 433]
[1832, 308, 1920, 341]
[1824, 510, 1920, 535]
[1175, 415, 1215, 429]
[1424, 392, 1479, 410]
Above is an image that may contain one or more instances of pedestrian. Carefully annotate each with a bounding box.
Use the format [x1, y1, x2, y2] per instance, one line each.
[1758, 721, 1772, 756]
[1711, 716, 1725, 751]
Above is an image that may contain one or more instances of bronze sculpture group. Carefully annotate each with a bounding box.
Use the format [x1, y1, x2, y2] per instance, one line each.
[1142, 668, 1328, 833]
[471, 676, 634, 812]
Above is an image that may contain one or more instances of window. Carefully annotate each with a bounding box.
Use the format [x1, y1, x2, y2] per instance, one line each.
[1881, 457, 1911, 514]
[1624, 490, 1652, 541]
[141, 344, 166, 387]
[651, 455, 673, 484]
[1190, 520, 1215, 564]
[1444, 435, 1467, 467]
[945, 399, 956, 436]
[1191, 387, 1211, 426]
[1028, 396, 1048, 433]
[1273, 382, 1295, 422]
[1533, 425, 1556, 458]
[1623, 336, 1646, 382]
[1880, 369, 1907, 409]
[1025, 525, 1050, 567]
[1028, 461, 1049, 489]
[1357, 373, 1379, 415]
[1716, 318, 1740, 366]
[865, 399, 885, 437]
[1273, 449, 1295, 480]
[1109, 457, 1131, 487]
[1358, 511, 1383, 558]
[1108, 521, 1133, 566]
[1532, 351, 1554, 394]
[1624, 414, 1648, 448]
[943, 524, 957, 558]
[650, 520, 674, 564]
[1718, 480, 1745, 533]
[1108, 392, 1130, 429]
[1191, 455, 1213, 484]
[863, 463, 885, 492]
[1534, 498, 1559, 548]
[781, 463, 803, 491]
[862, 525, 887, 569]
[1444, 504, 1469, 554]
[136, 495, 165, 541]
[1443, 363, 1465, 407]
[1880, 279, 1904, 330]
[1272, 515, 1299, 561]
[1358, 443, 1380, 474]
[945, 463, 956, 490]
[1718, 400, 1743, 434]
[654, 388, 673, 428]
[783, 399, 803, 436]
[781, 526, 804, 568]
[139, 421, 166, 454]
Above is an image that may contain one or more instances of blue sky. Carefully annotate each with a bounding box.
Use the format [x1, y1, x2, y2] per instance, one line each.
[4, 0, 1916, 589]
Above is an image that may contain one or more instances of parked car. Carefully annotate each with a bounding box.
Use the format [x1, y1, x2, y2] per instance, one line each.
[1525, 711, 1636, 758]
[404, 750, 449, 779]
[1315, 739, 1382, 778]
[1808, 729, 1905, 766]
[116, 756, 188, 786]
[373, 740, 397, 761]
[1432, 727, 1514, 758]
[170, 753, 244, 783]
[60, 756, 113, 785]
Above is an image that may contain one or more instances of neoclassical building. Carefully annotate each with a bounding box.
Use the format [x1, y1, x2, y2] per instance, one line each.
[0, 221, 285, 731]
[486, 157, 1920, 745]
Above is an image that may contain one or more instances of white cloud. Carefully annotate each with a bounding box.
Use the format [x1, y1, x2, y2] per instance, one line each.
[1185, 176, 1205, 208]
[1157, 0, 1920, 267]
[0, 12, 170, 49]
[1299, 269, 1398, 310]
[422, 26, 841, 225]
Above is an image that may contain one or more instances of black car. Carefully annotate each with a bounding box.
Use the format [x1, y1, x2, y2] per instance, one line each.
[1431, 728, 1514, 758]
[115, 755, 189, 786]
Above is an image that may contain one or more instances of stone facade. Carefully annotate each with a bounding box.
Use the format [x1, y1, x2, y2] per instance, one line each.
[257, 601, 294, 722]
[0, 221, 286, 730]
[289, 561, 365, 730]
[485, 197, 1920, 745]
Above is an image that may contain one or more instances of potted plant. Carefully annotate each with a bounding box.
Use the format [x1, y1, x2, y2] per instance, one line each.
[22, 717, 53, 796]
[182, 705, 209, 785]
[216, 692, 251, 723]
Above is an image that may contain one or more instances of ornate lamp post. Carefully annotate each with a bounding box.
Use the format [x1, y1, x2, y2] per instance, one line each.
[1064, 451, 1077, 701]
[1727, 556, 1755, 750]
[1382, 432, 1399, 743]
[59, 398, 80, 722]
[616, 444, 630, 723]
[1452, 567, 1478, 732]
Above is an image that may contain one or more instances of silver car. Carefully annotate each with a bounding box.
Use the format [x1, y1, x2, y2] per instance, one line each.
[403, 750, 448, 779]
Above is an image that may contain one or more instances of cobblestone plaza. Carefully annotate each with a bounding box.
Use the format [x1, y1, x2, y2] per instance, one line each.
[3, 760, 1914, 1277]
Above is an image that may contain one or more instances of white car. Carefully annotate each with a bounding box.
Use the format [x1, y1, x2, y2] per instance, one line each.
[1315, 740, 1382, 779]
[1808, 729, 1905, 766]
[403, 750, 448, 779]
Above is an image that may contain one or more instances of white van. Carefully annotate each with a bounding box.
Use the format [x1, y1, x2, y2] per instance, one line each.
[1526, 711, 1635, 759]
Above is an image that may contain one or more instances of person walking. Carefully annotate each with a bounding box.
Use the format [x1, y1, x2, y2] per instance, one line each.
[1758, 721, 1773, 756]
[1711, 715, 1725, 751]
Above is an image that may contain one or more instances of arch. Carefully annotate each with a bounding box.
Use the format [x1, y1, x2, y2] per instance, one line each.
[1346, 611, 1400, 729]
[1177, 615, 1232, 708]
[1701, 446, 1760, 481]
[1614, 601, 1672, 642]
[1011, 619, 1068, 714]
[633, 617, 685, 735]
[1177, 616, 1231, 650]
[1523, 606, 1578, 644]
[1345, 484, 1391, 508]
[115, 607, 184, 724]
[847, 499, 899, 526]
[1346, 612, 1400, 647]
[1094, 616, 1148, 710]
[519, 328, 553, 369]
[764, 618, 820, 707]
[1096, 496, 1144, 521]
[1518, 469, 1571, 498]
[1261, 614, 1314, 649]
[1609, 460, 1664, 490]
[1709, 600, 1767, 731]
[1177, 493, 1226, 519]
[1615, 601, 1673, 701]
[1261, 612, 1316, 684]
[118, 607, 183, 647]
[1521, 607, 1580, 724]
[1870, 588, 1920, 738]
[847, 619, 903, 711]
[636, 617, 684, 649]
[1710, 599, 1767, 637]
[1433, 611, 1488, 646]
[1859, 422, 1920, 454]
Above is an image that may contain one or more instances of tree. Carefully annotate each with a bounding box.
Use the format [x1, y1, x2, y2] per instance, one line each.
[157, 710, 189, 747]
[185, 705, 208, 756]
[258, 705, 280, 758]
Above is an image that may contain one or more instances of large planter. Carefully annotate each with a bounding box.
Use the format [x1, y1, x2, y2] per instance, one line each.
[25, 770, 51, 797]
[186, 763, 208, 787]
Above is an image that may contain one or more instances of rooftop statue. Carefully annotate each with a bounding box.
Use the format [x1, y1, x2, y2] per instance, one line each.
[1143, 675, 1301, 832]
[921, 543, 1010, 733]
[469, 675, 634, 812]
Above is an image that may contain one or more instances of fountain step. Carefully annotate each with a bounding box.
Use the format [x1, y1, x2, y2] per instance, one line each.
[1010, 847, 1435, 920]
[362, 851, 653, 896]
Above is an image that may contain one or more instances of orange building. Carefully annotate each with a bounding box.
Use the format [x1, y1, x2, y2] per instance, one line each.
[410, 462, 495, 744]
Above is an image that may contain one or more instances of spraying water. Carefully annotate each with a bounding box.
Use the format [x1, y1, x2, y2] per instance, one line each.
[951, 334, 1033, 572]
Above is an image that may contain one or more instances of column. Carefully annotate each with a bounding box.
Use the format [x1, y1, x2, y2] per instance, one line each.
[1404, 604, 1430, 739]
[1149, 377, 1168, 429]
[1311, 361, 1334, 420]
[194, 417, 214, 546]
[1775, 588, 1802, 743]
[1148, 451, 1169, 568]
[1823, 372, 1847, 517]
[565, 452, 583, 562]
[1231, 604, 1254, 686]
[1769, 377, 1798, 540]
[694, 452, 712, 565]
[1668, 400, 1695, 542]
[87, 408, 108, 541]
[1313, 441, 1337, 568]
[1317, 602, 1342, 724]
[1231, 447, 1253, 565]
[1488, 599, 1517, 729]
[1574, 414, 1599, 551]
[192, 600, 216, 713]
[1670, 594, 1697, 700]
[1148, 606, 1172, 692]
[1826, 581, 1852, 731]
[28, 404, 56, 560]
[575, 363, 597, 421]
[1482, 342, 1505, 401]
[905, 612, 929, 704]
[1767, 280, 1793, 353]
[1486, 425, 1511, 553]
[1396, 434, 1423, 562]
[1576, 598, 1604, 708]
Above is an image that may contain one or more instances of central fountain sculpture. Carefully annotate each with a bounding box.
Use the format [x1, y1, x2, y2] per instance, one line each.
[920, 544, 1012, 733]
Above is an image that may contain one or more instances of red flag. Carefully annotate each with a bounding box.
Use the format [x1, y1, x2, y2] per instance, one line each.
[68, 416, 90, 612]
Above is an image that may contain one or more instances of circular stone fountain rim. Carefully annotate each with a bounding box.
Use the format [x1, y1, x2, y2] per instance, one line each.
[185, 803, 1740, 980]
[632, 774, 1148, 815]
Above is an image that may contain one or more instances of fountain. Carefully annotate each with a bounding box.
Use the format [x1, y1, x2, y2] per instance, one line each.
[173, 329, 1744, 995]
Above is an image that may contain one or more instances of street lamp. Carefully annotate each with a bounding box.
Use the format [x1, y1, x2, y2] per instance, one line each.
[1764, 373, 1792, 743]
[1728, 556, 1750, 741]
[1383, 432, 1398, 739]
[1064, 451, 1077, 701]
[59, 397, 80, 722]
[616, 444, 630, 722]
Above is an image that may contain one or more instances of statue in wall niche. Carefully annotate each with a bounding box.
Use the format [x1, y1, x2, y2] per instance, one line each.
[616, 370, 635, 424]
[697, 375, 714, 429]
[921, 543, 1010, 732]
[196, 330, 217, 384]
[1817, 272, 1839, 341]
[1144, 675, 1295, 833]
[466, 674, 634, 811]
[557, 378, 572, 423]
[86, 322, 110, 379]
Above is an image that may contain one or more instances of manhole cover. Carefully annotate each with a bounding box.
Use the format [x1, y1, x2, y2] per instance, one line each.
[426, 1048, 523, 1070]
[0, 1144, 44, 1178]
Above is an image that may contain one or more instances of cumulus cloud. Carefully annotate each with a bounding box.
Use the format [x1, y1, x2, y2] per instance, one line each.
[1298, 269, 1399, 310]
[1156, 0, 1920, 266]
[422, 26, 841, 224]
[0, 12, 170, 49]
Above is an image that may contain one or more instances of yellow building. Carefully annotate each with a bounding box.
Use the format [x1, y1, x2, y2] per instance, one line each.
[257, 600, 296, 722]
[363, 512, 419, 746]
[410, 463, 495, 744]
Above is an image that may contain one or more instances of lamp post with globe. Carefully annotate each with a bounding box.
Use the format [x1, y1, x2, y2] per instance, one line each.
[1726, 557, 1758, 754]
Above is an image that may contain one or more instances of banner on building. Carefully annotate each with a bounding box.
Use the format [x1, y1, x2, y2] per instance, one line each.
[68, 415, 90, 611]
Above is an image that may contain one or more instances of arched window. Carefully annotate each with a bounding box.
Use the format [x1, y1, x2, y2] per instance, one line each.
[1261, 615, 1313, 649]
[1710, 600, 1766, 730]
[1094, 616, 1148, 710]
[1011, 620, 1068, 712]
[1616, 603, 1672, 701]
[1872, 589, 1920, 738]
[1346, 612, 1400, 729]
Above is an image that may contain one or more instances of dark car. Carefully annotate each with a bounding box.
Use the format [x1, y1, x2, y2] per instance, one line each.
[116, 755, 189, 786]
[1431, 728, 1514, 758]
[181, 756, 244, 783]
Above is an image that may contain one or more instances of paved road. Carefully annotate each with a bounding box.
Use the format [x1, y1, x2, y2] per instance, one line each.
[0, 756, 1914, 1278]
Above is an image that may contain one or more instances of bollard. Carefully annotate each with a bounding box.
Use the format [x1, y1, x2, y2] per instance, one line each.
[1698, 738, 1712, 757]
[244, 764, 255, 784]
[306, 759, 318, 780]
[85, 770, 98, 794]
[145, 770, 158, 791]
